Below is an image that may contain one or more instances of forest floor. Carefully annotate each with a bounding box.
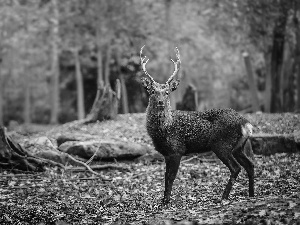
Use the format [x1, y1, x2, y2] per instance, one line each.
[0, 113, 300, 225]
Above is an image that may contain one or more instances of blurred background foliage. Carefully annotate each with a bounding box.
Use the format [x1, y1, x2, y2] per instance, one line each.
[0, 0, 299, 125]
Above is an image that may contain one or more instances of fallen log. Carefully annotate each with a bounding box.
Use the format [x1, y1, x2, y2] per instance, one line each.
[0, 127, 62, 172]
[250, 133, 300, 155]
[0, 127, 114, 180]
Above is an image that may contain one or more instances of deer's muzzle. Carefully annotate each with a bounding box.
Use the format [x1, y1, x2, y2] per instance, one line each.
[157, 100, 164, 107]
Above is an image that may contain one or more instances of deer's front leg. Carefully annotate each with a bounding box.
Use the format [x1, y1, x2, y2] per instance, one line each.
[163, 154, 182, 205]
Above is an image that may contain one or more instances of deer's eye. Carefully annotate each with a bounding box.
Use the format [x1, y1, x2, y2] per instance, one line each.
[151, 90, 155, 95]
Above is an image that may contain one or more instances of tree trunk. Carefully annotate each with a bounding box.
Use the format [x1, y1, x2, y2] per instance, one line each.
[50, 0, 60, 124]
[242, 51, 260, 112]
[116, 50, 129, 114]
[0, 76, 3, 126]
[24, 73, 31, 124]
[95, 0, 104, 89]
[281, 43, 295, 112]
[295, 0, 300, 111]
[97, 43, 104, 88]
[264, 52, 272, 112]
[104, 44, 112, 88]
[73, 49, 85, 120]
[120, 74, 129, 113]
[90, 9, 105, 112]
[90, 46, 104, 113]
[23, 4, 31, 125]
[283, 64, 295, 112]
[270, 1, 288, 113]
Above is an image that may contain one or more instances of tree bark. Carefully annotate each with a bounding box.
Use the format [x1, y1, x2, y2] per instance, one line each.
[96, 0, 104, 89]
[242, 52, 260, 112]
[90, 4, 105, 113]
[97, 43, 104, 88]
[22, 5, 31, 125]
[295, 0, 300, 111]
[90, 47, 103, 112]
[104, 44, 112, 88]
[270, 1, 288, 112]
[50, 0, 60, 124]
[24, 73, 31, 124]
[73, 49, 85, 120]
[281, 44, 295, 112]
[116, 50, 129, 114]
[120, 74, 129, 113]
[0, 76, 3, 126]
[264, 52, 272, 112]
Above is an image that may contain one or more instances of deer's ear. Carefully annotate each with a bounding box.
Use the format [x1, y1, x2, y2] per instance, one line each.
[141, 77, 152, 90]
[169, 80, 180, 92]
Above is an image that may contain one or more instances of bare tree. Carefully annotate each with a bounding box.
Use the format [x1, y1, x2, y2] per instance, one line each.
[0, 74, 4, 126]
[50, 0, 60, 124]
[85, 0, 120, 122]
[242, 52, 260, 111]
[104, 44, 112, 87]
[280, 43, 295, 111]
[295, 0, 300, 111]
[72, 48, 85, 120]
[24, 73, 31, 124]
[23, 6, 31, 124]
[116, 49, 128, 113]
[270, 0, 288, 112]
[264, 52, 272, 112]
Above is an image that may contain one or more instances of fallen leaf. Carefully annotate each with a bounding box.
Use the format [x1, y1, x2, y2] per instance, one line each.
[259, 209, 266, 217]
[288, 201, 296, 209]
[294, 212, 300, 219]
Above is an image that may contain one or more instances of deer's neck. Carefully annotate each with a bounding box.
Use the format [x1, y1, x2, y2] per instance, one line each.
[146, 99, 173, 131]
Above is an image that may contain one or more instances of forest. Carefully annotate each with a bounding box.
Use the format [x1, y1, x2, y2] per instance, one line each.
[0, 0, 299, 126]
[0, 0, 300, 224]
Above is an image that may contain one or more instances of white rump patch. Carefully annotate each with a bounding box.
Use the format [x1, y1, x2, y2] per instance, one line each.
[241, 123, 253, 137]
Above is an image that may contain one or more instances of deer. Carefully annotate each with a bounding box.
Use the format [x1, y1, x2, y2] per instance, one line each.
[139, 46, 255, 205]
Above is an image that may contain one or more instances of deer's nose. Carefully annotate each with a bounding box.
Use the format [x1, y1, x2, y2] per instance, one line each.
[158, 100, 164, 106]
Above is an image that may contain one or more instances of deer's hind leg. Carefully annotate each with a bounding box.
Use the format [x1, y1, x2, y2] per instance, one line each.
[213, 142, 242, 200]
[233, 138, 255, 197]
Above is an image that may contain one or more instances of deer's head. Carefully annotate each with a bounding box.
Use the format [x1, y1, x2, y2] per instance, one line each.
[140, 46, 181, 109]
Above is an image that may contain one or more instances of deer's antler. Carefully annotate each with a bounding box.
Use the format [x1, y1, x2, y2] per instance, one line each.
[140, 45, 155, 83]
[166, 47, 181, 84]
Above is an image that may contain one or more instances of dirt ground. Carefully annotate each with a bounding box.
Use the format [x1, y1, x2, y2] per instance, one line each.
[0, 112, 300, 224]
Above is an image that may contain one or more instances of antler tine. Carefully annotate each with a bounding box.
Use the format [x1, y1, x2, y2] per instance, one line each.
[166, 47, 181, 84]
[140, 45, 155, 83]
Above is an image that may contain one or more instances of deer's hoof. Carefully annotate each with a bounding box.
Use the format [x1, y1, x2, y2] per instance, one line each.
[162, 197, 170, 206]
[213, 198, 222, 204]
[221, 199, 230, 205]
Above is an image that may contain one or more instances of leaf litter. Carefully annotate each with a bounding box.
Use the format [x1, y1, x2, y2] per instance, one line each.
[0, 112, 300, 224]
